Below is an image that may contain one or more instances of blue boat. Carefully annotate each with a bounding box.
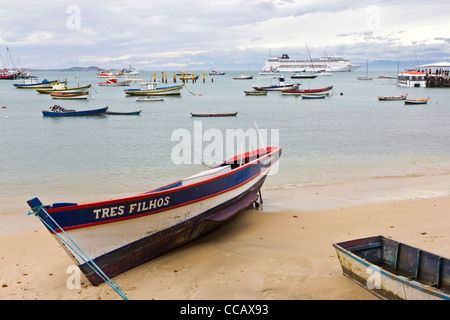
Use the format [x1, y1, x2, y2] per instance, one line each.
[42, 105, 108, 117]
[27, 146, 282, 286]
[13, 78, 65, 89]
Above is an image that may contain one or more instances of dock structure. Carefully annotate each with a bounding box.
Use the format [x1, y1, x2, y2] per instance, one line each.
[418, 62, 450, 87]
[425, 74, 450, 87]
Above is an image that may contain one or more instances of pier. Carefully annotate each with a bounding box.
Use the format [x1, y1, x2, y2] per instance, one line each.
[418, 62, 450, 87]
[425, 74, 450, 87]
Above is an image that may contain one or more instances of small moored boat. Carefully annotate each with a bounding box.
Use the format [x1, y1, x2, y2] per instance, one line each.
[244, 90, 268, 96]
[233, 74, 253, 80]
[136, 96, 164, 102]
[378, 93, 408, 101]
[36, 83, 91, 94]
[13, 78, 65, 89]
[405, 97, 429, 105]
[27, 146, 282, 286]
[301, 93, 326, 99]
[190, 112, 238, 117]
[124, 82, 183, 96]
[281, 85, 333, 95]
[50, 92, 89, 100]
[252, 75, 296, 91]
[209, 69, 225, 75]
[333, 235, 450, 300]
[42, 105, 107, 117]
[98, 78, 130, 86]
[105, 110, 141, 115]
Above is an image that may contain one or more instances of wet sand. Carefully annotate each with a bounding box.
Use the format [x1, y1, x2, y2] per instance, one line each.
[1, 174, 449, 300]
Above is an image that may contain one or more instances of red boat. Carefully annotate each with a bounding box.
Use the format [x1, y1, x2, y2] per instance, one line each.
[281, 85, 333, 95]
[0, 69, 21, 80]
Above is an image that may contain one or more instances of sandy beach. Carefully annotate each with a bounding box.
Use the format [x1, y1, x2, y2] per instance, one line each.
[1, 174, 449, 300]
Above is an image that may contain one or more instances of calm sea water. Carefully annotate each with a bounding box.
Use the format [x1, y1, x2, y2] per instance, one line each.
[1, 70, 450, 212]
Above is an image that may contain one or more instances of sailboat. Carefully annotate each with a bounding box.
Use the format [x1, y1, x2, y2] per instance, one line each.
[292, 44, 319, 79]
[0, 47, 23, 80]
[357, 60, 372, 80]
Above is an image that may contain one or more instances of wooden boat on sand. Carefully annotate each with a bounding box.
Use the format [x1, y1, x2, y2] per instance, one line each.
[333, 235, 450, 300]
[191, 112, 238, 117]
[42, 105, 107, 117]
[405, 98, 429, 105]
[27, 146, 282, 286]
[378, 93, 408, 101]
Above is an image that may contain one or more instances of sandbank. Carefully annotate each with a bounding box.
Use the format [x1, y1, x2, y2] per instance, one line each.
[0, 174, 449, 300]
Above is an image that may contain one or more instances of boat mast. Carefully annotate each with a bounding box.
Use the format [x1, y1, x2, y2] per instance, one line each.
[305, 43, 315, 74]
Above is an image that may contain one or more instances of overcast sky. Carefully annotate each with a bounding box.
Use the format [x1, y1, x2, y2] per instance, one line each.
[1, 0, 449, 70]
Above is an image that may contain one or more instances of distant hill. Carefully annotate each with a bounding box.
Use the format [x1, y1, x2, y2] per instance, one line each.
[22, 66, 99, 72]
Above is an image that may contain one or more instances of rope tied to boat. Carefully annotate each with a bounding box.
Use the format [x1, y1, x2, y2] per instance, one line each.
[183, 84, 197, 95]
[27, 205, 129, 300]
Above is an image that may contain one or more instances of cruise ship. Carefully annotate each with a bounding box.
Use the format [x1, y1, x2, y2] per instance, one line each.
[260, 53, 360, 73]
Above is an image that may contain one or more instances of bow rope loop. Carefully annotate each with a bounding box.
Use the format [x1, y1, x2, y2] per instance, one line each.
[27, 203, 129, 300]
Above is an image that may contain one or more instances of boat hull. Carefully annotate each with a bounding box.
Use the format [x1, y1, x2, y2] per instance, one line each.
[405, 98, 429, 105]
[36, 84, 92, 94]
[244, 91, 268, 96]
[42, 107, 108, 117]
[281, 86, 333, 95]
[190, 112, 237, 117]
[124, 85, 183, 96]
[13, 80, 62, 88]
[27, 147, 281, 286]
[333, 236, 450, 300]
[378, 94, 408, 101]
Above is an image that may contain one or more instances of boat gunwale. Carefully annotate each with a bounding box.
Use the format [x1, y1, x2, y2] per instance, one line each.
[46, 147, 281, 214]
[333, 235, 450, 300]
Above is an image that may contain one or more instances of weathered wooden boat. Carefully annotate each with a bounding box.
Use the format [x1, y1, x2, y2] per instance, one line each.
[50, 92, 89, 100]
[190, 112, 238, 117]
[405, 98, 429, 105]
[333, 235, 450, 300]
[377, 93, 408, 101]
[136, 96, 164, 102]
[105, 110, 141, 115]
[281, 85, 333, 95]
[301, 93, 326, 99]
[27, 146, 282, 286]
[124, 82, 183, 96]
[209, 70, 225, 75]
[36, 83, 91, 94]
[13, 78, 65, 89]
[98, 78, 130, 86]
[42, 105, 108, 117]
[244, 90, 268, 96]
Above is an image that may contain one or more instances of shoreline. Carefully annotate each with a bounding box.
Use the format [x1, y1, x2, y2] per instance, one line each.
[1, 174, 449, 300]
